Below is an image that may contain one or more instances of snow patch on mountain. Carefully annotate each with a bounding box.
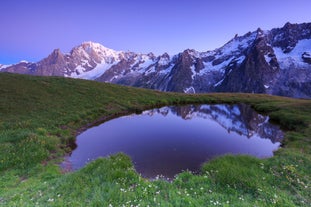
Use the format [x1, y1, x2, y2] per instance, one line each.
[190, 65, 196, 79]
[218, 32, 257, 56]
[214, 78, 224, 87]
[158, 56, 170, 66]
[194, 39, 249, 78]
[159, 64, 174, 74]
[0, 64, 11, 70]
[144, 66, 156, 75]
[184, 86, 195, 94]
[273, 39, 311, 69]
[130, 55, 156, 73]
[200, 57, 234, 75]
[69, 62, 118, 80]
[264, 54, 272, 64]
[138, 59, 155, 72]
[235, 56, 245, 64]
[187, 50, 200, 58]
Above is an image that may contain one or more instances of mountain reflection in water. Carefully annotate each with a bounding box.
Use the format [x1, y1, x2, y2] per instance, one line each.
[61, 104, 284, 179]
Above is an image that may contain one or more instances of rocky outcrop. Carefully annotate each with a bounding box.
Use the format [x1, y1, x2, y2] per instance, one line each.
[217, 29, 280, 93]
[302, 52, 311, 64]
[166, 50, 197, 92]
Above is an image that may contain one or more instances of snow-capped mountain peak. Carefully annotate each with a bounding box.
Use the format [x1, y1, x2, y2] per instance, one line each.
[70, 41, 120, 64]
[79, 41, 120, 58]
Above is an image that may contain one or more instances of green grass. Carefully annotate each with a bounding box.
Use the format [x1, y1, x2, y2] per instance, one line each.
[0, 72, 310, 206]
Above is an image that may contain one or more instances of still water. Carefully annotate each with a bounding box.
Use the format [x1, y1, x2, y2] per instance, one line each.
[62, 104, 284, 179]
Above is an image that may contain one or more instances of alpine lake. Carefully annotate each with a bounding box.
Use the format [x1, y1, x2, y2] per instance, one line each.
[61, 104, 284, 179]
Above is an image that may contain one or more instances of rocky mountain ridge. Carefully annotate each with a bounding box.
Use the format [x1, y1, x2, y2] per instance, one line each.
[1, 22, 311, 98]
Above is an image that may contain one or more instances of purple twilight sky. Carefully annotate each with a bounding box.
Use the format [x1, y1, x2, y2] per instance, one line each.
[0, 0, 310, 64]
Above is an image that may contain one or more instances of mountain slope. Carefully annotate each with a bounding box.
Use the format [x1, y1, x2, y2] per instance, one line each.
[2, 22, 311, 98]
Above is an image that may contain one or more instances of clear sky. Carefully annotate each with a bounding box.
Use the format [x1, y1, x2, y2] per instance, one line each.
[1, 0, 310, 64]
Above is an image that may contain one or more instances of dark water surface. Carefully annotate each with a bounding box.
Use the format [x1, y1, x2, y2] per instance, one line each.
[62, 104, 284, 179]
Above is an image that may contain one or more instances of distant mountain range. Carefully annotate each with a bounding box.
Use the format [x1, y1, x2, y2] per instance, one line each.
[1, 22, 311, 98]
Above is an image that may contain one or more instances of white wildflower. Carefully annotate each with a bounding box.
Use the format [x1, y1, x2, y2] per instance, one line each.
[47, 198, 54, 202]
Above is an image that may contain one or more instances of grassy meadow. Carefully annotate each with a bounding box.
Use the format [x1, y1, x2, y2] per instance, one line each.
[0, 72, 310, 206]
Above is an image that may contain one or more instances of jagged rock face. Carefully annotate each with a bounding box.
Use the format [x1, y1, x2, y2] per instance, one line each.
[2, 22, 311, 98]
[217, 29, 280, 93]
[35, 49, 68, 76]
[267, 23, 311, 98]
[271, 22, 311, 53]
[201, 23, 311, 98]
[166, 50, 197, 92]
[302, 52, 311, 64]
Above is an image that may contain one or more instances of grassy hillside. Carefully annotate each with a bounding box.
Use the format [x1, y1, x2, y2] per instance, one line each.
[0, 72, 310, 206]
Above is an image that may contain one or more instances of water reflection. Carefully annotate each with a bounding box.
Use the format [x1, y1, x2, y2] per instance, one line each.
[62, 104, 284, 179]
[160, 104, 283, 143]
